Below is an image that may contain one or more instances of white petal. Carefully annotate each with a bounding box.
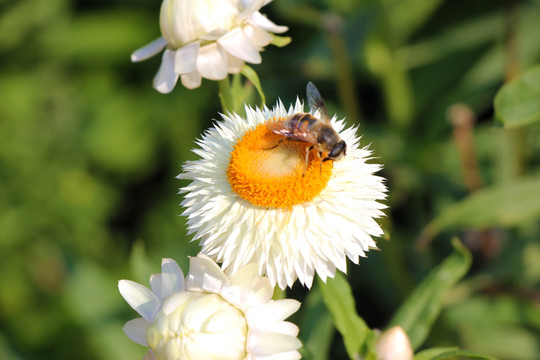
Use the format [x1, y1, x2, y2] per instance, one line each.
[122, 318, 151, 346]
[200, 29, 228, 41]
[222, 263, 273, 307]
[248, 330, 302, 356]
[226, 52, 244, 74]
[143, 350, 156, 360]
[249, 12, 288, 33]
[252, 350, 302, 360]
[239, 0, 266, 21]
[118, 280, 160, 321]
[196, 43, 228, 80]
[160, 258, 185, 298]
[149, 274, 162, 298]
[174, 42, 199, 74]
[131, 37, 168, 62]
[186, 254, 228, 293]
[181, 71, 202, 89]
[161, 292, 188, 315]
[218, 27, 261, 64]
[268, 321, 300, 337]
[243, 24, 273, 49]
[153, 49, 179, 93]
[247, 299, 300, 327]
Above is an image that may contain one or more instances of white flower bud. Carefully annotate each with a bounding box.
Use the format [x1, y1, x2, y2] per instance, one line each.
[375, 326, 413, 360]
[119, 255, 301, 360]
[148, 292, 248, 360]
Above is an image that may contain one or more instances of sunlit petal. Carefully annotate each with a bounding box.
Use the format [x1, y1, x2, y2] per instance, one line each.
[131, 37, 168, 62]
[181, 71, 202, 89]
[218, 27, 261, 64]
[174, 41, 199, 74]
[196, 43, 228, 80]
[123, 318, 151, 346]
[118, 280, 160, 321]
[153, 49, 179, 94]
[249, 11, 288, 33]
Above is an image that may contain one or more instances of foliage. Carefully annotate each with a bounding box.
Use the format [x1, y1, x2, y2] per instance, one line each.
[1, 0, 540, 359]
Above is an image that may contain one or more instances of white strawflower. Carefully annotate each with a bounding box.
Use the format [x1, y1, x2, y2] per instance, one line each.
[178, 93, 387, 289]
[132, 0, 288, 93]
[375, 326, 414, 360]
[119, 255, 302, 360]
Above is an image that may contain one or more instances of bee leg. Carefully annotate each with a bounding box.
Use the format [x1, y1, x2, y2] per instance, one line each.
[264, 138, 285, 150]
[303, 145, 314, 177]
[319, 152, 324, 174]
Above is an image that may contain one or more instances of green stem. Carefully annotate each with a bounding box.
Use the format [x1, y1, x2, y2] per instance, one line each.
[324, 14, 361, 124]
[218, 77, 233, 113]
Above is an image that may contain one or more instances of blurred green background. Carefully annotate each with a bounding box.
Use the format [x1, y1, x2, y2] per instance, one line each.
[1, 0, 540, 359]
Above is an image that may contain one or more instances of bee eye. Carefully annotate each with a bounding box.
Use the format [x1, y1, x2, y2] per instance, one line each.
[329, 141, 346, 159]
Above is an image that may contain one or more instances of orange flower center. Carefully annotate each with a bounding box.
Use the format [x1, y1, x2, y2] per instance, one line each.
[226, 120, 333, 208]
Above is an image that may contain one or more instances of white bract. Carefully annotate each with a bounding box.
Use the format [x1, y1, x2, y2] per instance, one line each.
[119, 255, 301, 360]
[375, 326, 414, 360]
[132, 0, 288, 92]
[179, 99, 387, 289]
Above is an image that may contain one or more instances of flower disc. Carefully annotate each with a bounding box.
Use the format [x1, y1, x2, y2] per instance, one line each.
[227, 120, 333, 208]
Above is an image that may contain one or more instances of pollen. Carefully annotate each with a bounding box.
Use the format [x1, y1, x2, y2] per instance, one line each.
[227, 120, 333, 209]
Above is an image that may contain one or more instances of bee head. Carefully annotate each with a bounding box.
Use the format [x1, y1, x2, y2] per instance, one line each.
[327, 140, 347, 160]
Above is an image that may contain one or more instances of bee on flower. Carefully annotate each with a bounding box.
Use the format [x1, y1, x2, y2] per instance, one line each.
[179, 83, 387, 289]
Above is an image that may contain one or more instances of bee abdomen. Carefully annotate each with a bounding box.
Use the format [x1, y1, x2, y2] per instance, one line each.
[289, 113, 318, 132]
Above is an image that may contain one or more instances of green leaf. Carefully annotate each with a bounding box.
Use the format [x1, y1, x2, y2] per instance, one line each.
[318, 272, 368, 359]
[129, 240, 157, 285]
[420, 176, 540, 243]
[415, 347, 498, 360]
[389, 239, 472, 350]
[241, 65, 266, 106]
[495, 65, 540, 128]
[443, 296, 540, 359]
[388, 0, 445, 43]
[299, 287, 334, 360]
[270, 34, 292, 48]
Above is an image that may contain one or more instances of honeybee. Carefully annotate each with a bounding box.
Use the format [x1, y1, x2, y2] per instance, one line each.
[267, 81, 347, 175]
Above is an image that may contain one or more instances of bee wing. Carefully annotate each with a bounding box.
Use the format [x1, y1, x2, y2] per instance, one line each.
[267, 120, 318, 143]
[306, 81, 331, 123]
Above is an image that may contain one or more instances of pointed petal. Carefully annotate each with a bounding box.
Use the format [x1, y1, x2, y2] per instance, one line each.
[174, 42, 199, 74]
[239, 0, 265, 20]
[149, 274, 162, 298]
[247, 299, 300, 327]
[218, 27, 261, 64]
[122, 318, 151, 346]
[248, 330, 302, 356]
[249, 12, 288, 33]
[118, 280, 160, 321]
[143, 349, 156, 360]
[252, 350, 302, 360]
[243, 24, 273, 49]
[161, 292, 190, 315]
[186, 254, 227, 293]
[153, 49, 179, 93]
[267, 321, 300, 337]
[196, 43, 228, 80]
[131, 37, 168, 62]
[222, 263, 272, 307]
[181, 71, 202, 89]
[200, 29, 228, 41]
[160, 258, 185, 298]
[226, 52, 244, 74]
